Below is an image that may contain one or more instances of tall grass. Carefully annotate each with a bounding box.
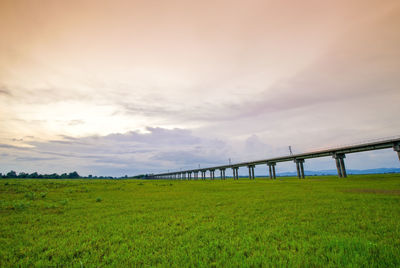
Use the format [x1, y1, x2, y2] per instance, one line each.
[0, 174, 399, 266]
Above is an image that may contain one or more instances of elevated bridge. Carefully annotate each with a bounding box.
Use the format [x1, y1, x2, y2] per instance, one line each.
[151, 137, 400, 180]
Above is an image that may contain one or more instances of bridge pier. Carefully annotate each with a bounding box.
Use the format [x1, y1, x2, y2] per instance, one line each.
[219, 168, 226, 179]
[267, 163, 276, 179]
[248, 165, 255, 179]
[394, 143, 400, 161]
[232, 167, 239, 180]
[211, 169, 215, 180]
[333, 153, 347, 178]
[295, 159, 305, 178]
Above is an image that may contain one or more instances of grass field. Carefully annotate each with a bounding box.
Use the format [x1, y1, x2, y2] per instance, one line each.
[1, 174, 400, 266]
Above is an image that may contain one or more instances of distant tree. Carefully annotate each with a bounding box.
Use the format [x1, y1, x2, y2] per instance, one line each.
[68, 171, 79, 178]
[7, 170, 17, 178]
[88, 174, 93, 179]
[50, 173, 60, 179]
[18, 172, 29, 178]
[28, 172, 39, 178]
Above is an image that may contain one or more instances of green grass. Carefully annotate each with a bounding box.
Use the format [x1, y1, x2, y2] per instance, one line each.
[1, 174, 400, 266]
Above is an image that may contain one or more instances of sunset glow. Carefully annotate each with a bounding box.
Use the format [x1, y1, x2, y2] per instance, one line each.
[1, 0, 399, 175]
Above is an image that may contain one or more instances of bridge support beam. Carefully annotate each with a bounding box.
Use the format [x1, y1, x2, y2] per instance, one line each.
[295, 159, 305, 179]
[219, 168, 226, 180]
[394, 143, 400, 161]
[232, 167, 239, 180]
[333, 153, 347, 178]
[248, 165, 255, 180]
[267, 163, 276, 179]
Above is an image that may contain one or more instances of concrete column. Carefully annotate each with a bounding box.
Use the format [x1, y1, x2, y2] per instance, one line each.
[295, 159, 305, 179]
[335, 158, 342, 177]
[300, 161, 305, 179]
[333, 153, 346, 178]
[394, 143, 400, 161]
[268, 164, 272, 179]
[247, 165, 255, 179]
[272, 164, 276, 179]
[340, 157, 347, 178]
[295, 161, 301, 179]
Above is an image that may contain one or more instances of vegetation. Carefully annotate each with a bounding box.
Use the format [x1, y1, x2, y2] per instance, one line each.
[1, 174, 400, 266]
[0, 170, 124, 179]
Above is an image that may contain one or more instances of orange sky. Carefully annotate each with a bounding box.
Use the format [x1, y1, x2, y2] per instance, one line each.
[0, 0, 399, 175]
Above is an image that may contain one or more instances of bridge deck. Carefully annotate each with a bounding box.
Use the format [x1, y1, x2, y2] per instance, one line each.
[154, 137, 400, 177]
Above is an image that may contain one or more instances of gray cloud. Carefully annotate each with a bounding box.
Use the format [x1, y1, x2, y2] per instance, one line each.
[0, 127, 233, 176]
[0, 87, 11, 96]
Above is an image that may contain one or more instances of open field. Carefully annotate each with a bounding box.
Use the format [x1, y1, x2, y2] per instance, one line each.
[1, 174, 400, 266]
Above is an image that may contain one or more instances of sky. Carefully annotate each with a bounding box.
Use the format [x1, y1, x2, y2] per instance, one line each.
[0, 0, 399, 176]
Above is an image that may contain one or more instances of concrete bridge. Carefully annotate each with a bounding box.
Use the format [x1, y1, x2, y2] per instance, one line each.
[150, 137, 400, 180]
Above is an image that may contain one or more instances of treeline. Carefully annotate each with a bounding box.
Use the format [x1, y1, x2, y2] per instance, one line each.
[0, 170, 144, 179]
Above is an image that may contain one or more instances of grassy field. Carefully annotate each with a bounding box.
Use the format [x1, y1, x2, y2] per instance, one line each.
[1, 174, 400, 267]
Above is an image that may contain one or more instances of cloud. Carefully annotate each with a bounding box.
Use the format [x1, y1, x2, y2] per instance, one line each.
[0, 127, 232, 176]
[0, 88, 11, 96]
